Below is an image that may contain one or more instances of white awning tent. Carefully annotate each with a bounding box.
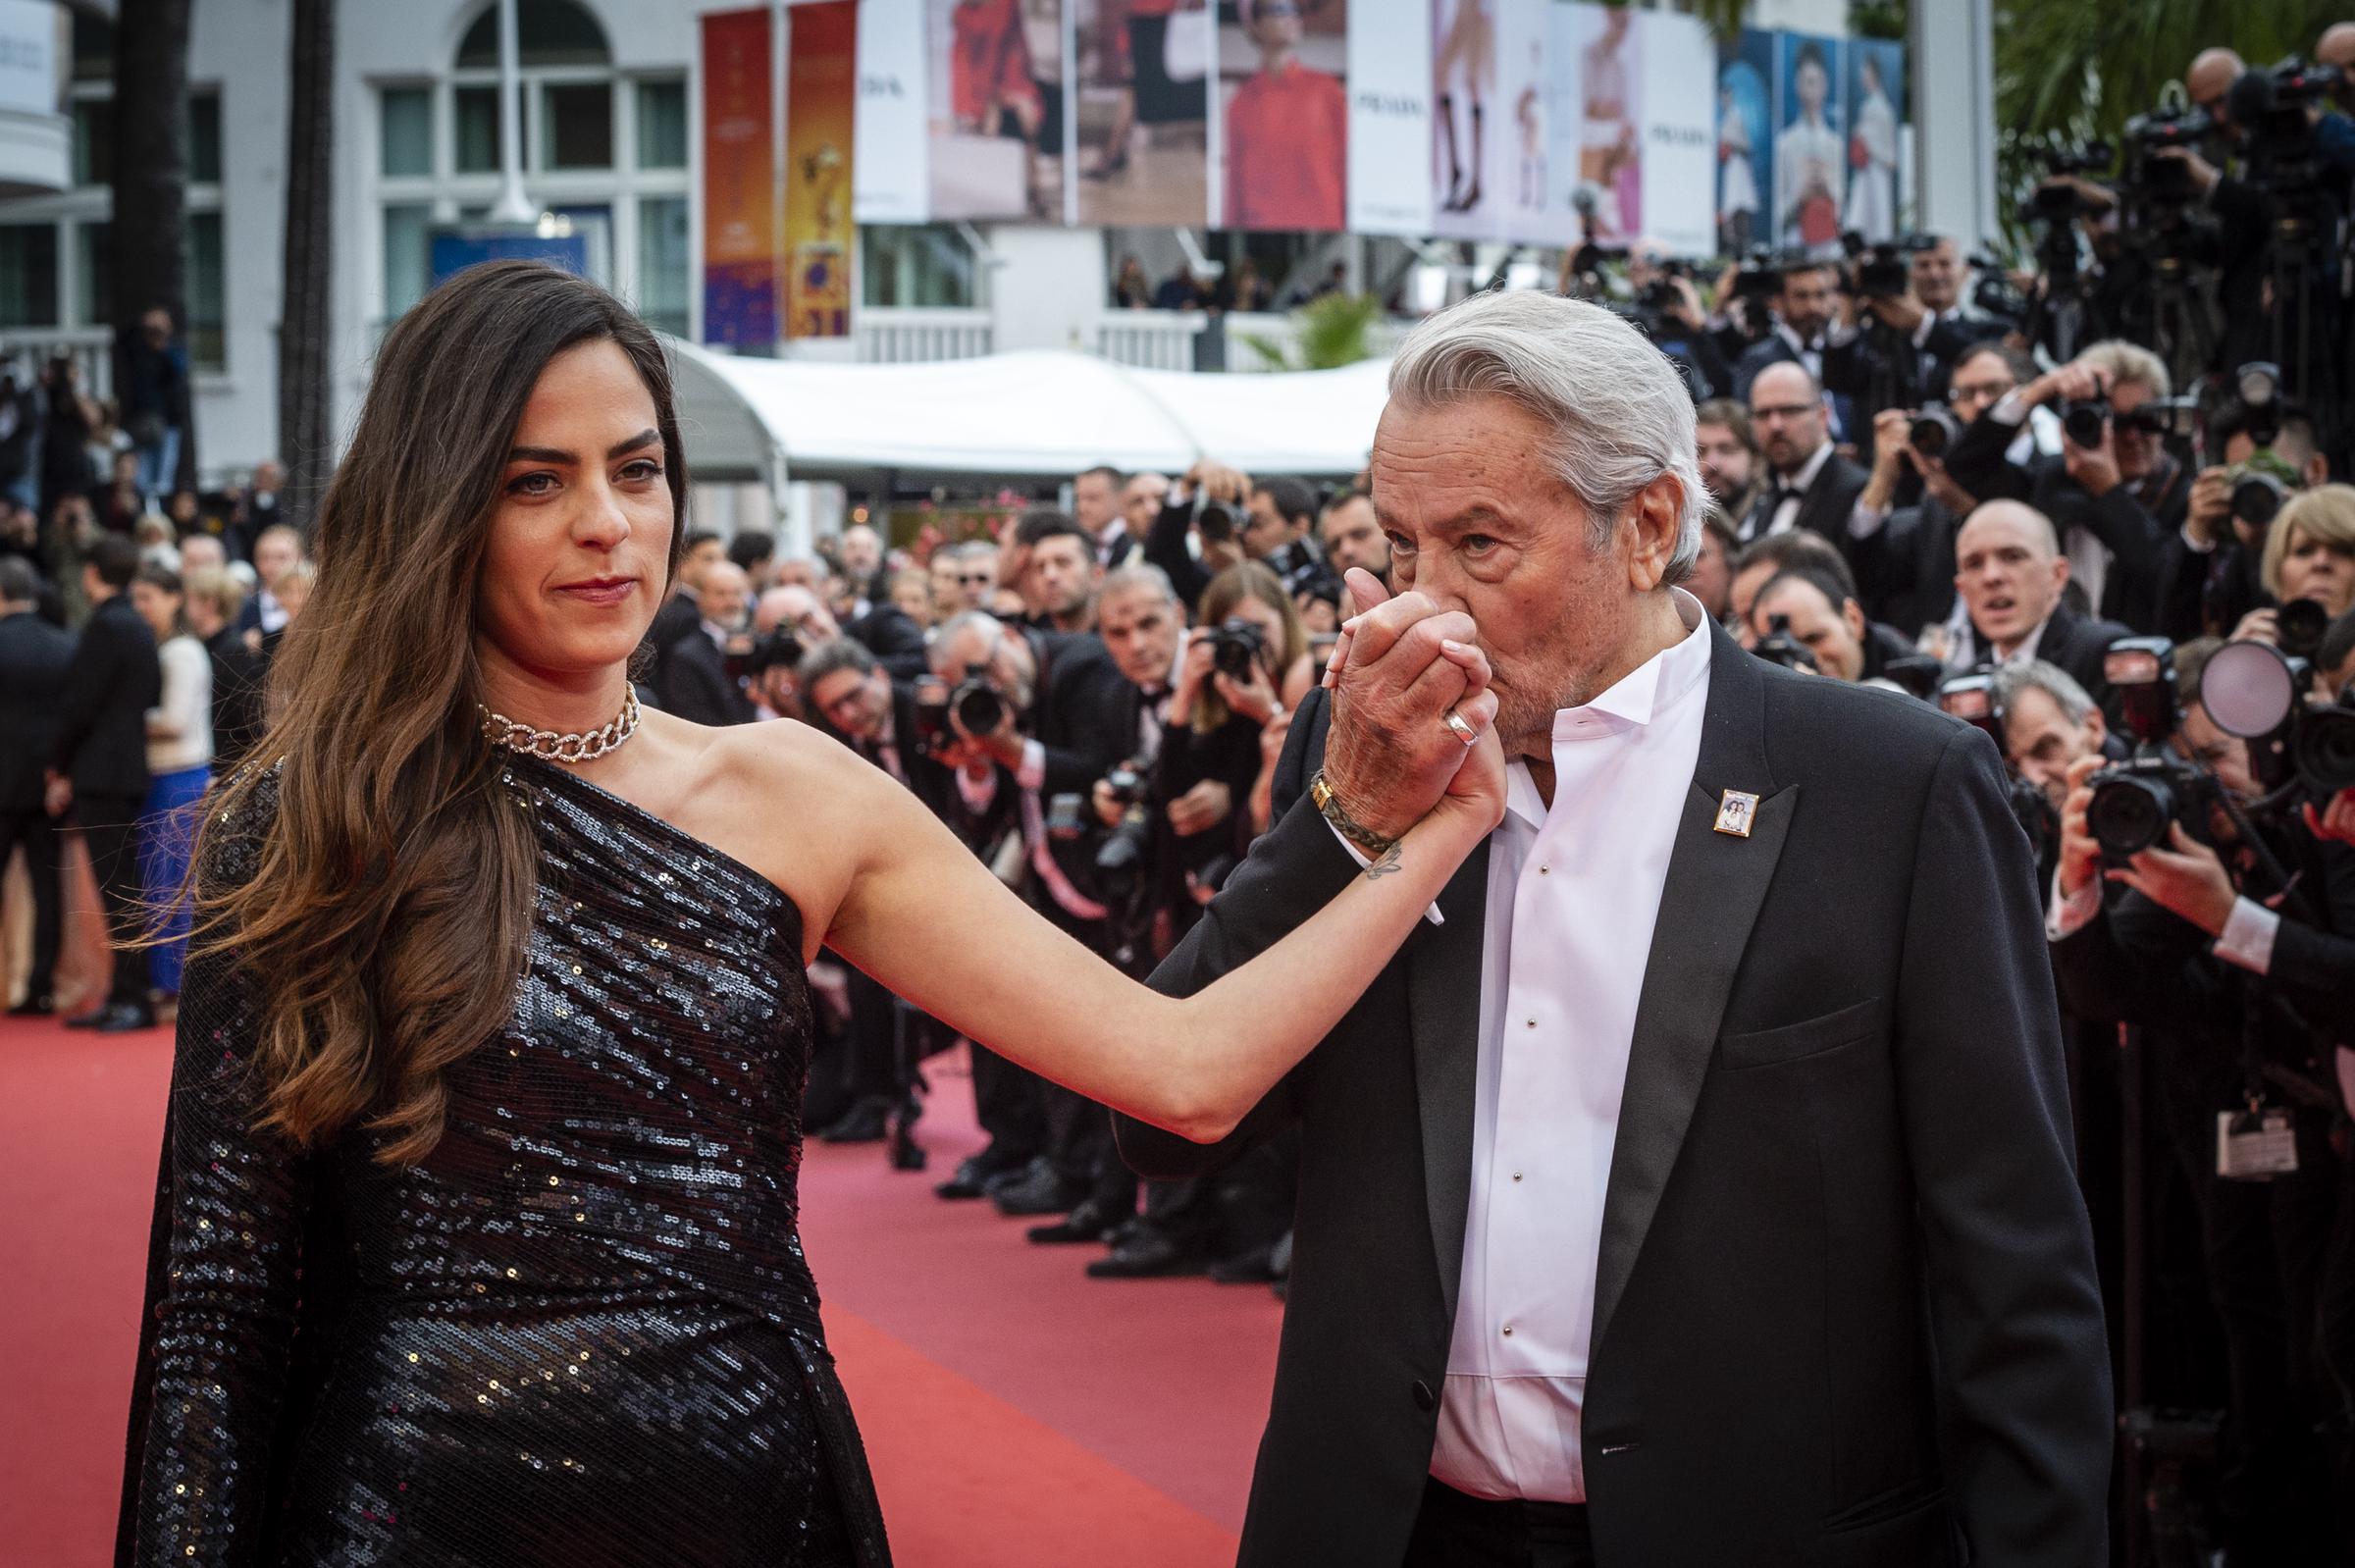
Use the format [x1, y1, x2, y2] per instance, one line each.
[664, 340, 1393, 491]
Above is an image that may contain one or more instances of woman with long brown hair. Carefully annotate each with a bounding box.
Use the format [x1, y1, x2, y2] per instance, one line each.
[119, 260, 1500, 1566]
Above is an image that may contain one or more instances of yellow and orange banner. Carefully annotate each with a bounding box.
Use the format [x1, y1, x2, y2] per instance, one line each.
[701, 7, 779, 345]
[785, 0, 859, 340]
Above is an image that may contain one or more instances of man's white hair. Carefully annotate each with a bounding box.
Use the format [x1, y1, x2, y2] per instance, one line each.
[1387, 289, 1704, 576]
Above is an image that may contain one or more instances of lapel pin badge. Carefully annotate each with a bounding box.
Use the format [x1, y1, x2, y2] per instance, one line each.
[1713, 789, 1760, 839]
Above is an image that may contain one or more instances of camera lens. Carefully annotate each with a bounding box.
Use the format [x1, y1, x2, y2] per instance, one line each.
[1909, 407, 1962, 460]
[2063, 402, 2109, 448]
[2299, 702, 2355, 795]
[2086, 774, 2174, 860]
[2230, 472, 2287, 528]
[2276, 598, 2329, 660]
[954, 684, 1006, 737]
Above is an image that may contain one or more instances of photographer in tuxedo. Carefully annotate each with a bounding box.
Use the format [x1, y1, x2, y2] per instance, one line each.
[1116, 290, 2111, 1566]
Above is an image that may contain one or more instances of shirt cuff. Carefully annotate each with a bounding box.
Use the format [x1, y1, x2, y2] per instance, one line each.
[2047, 864, 2103, 942]
[1849, 500, 1888, 540]
[1017, 739, 1046, 792]
[2212, 897, 2280, 976]
[956, 767, 999, 813]
[1327, 819, 1444, 926]
[1987, 390, 2031, 429]
[2177, 524, 2217, 555]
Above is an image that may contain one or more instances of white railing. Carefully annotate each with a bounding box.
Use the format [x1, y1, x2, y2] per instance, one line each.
[856, 306, 993, 363]
[1094, 311, 1206, 372]
[0, 326, 112, 398]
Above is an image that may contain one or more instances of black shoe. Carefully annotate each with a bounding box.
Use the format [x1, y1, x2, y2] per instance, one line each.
[1027, 1197, 1125, 1245]
[990, 1163, 1086, 1218]
[1085, 1229, 1212, 1280]
[817, 1096, 894, 1144]
[7, 994, 54, 1018]
[1208, 1244, 1281, 1284]
[63, 1005, 110, 1028]
[935, 1148, 1029, 1201]
[90, 1002, 158, 1034]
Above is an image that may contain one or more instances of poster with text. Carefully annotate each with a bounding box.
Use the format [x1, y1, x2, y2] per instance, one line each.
[1715, 27, 1773, 257]
[1634, 11, 1714, 259]
[1075, 0, 1209, 228]
[701, 8, 778, 347]
[928, 0, 1068, 221]
[1428, 0, 1502, 240]
[1216, 0, 1348, 233]
[1346, 0, 1430, 235]
[856, 0, 930, 223]
[1844, 36, 1906, 243]
[1774, 32, 1845, 258]
[784, 0, 857, 338]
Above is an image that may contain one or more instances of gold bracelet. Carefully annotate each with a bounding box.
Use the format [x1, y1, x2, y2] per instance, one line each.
[1310, 769, 1398, 858]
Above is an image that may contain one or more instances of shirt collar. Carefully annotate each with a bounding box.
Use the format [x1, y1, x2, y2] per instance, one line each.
[1779, 440, 1835, 494]
[1500, 588, 1711, 823]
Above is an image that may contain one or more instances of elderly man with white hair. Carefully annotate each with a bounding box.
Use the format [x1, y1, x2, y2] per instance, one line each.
[1117, 289, 2110, 1566]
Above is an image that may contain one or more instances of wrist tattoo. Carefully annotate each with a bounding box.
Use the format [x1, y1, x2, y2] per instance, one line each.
[1362, 842, 1403, 880]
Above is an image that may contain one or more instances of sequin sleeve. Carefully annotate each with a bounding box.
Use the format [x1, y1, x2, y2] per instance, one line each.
[123, 784, 314, 1567]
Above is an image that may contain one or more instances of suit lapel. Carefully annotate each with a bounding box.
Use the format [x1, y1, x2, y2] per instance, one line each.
[1408, 840, 1492, 1329]
[1590, 632, 1793, 1361]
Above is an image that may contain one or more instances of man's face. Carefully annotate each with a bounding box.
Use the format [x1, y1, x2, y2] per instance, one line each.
[142, 308, 171, 343]
[1073, 472, 1118, 537]
[811, 667, 892, 741]
[1751, 576, 1864, 681]
[1947, 351, 2017, 427]
[1695, 421, 1754, 503]
[840, 525, 882, 576]
[2106, 378, 2159, 483]
[178, 534, 226, 573]
[701, 563, 751, 629]
[761, 585, 839, 642]
[1320, 495, 1388, 576]
[1122, 473, 1170, 537]
[890, 572, 933, 624]
[2004, 684, 2106, 809]
[1955, 507, 2067, 649]
[1687, 528, 1731, 620]
[929, 552, 964, 615]
[1777, 267, 1837, 340]
[688, 538, 727, 578]
[1910, 240, 1962, 313]
[255, 531, 300, 587]
[773, 557, 818, 590]
[1242, 491, 1295, 559]
[1028, 536, 1098, 618]
[1372, 395, 1665, 756]
[2179, 702, 2258, 807]
[253, 460, 284, 493]
[1096, 584, 1180, 689]
[1750, 365, 1827, 476]
[1726, 560, 1776, 647]
[933, 622, 1034, 713]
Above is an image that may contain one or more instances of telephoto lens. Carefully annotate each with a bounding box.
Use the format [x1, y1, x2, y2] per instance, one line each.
[2276, 598, 2329, 660]
[952, 679, 1006, 737]
[1909, 404, 1963, 460]
[2085, 766, 2178, 862]
[2300, 691, 2355, 795]
[2229, 470, 2288, 530]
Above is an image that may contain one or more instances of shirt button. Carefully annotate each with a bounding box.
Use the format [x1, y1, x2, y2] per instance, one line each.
[1525, 1019, 1537, 1029]
[1501, 1324, 1514, 1337]
[1512, 1172, 1523, 1182]
[1538, 864, 1549, 874]
[1412, 1379, 1436, 1412]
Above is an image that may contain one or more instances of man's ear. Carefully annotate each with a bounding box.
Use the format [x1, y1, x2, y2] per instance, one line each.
[1626, 475, 1686, 592]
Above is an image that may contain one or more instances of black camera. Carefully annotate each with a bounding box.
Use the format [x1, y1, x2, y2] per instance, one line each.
[1935, 671, 2058, 862]
[2024, 141, 2115, 226]
[1195, 497, 1237, 545]
[1101, 761, 1148, 810]
[2277, 598, 2330, 661]
[1751, 613, 1819, 674]
[2084, 638, 2215, 862]
[2200, 638, 2355, 798]
[723, 628, 802, 684]
[1909, 403, 1964, 459]
[1206, 616, 1268, 683]
[2228, 467, 2290, 530]
[914, 661, 1012, 754]
[1846, 237, 1911, 300]
[2062, 396, 2110, 449]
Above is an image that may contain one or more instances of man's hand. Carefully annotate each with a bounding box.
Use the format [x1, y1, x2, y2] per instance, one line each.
[2064, 419, 2122, 498]
[1863, 290, 1926, 335]
[2057, 756, 2105, 898]
[1868, 407, 1914, 482]
[1091, 778, 1127, 829]
[1317, 568, 1497, 840]
[1182, 459, 1253, 507]
[2024, 360, 2107, 410]
[2186, 465, 2233, 547]
[1916, 453, 1975, 518]
[1166, 778, 1232, 838]
[43, 770, 71, 818]
[2108, 822, 2238, 937]
[949, 701, 1027, 770]
[2153, 146, 2222, 196]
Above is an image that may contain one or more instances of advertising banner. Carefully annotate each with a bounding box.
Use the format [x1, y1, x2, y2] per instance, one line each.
[856, 0, 931, 223]
[701, 7, 778, 347]
[1773, 31, 1846, 257]
[1635, 11, 1715, 260]
[1217, 0, 1348, 232]
[928, 0, 1067, 222]
[1074, 0, 1210, 227]
[784, 0, 859, 339]
[1346, 0, 1429, 235]
[1844, 37, 1906, 243]
[1715, 27, 1774, 256]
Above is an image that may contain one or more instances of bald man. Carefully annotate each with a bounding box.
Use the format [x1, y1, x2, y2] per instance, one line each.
[2186, 47, 2245, 123]
[1951, 500, 2133, 706]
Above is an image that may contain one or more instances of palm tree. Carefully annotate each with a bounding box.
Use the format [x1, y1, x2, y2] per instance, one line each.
[279, 0, 335, 531]
[111, 0, 193, 490]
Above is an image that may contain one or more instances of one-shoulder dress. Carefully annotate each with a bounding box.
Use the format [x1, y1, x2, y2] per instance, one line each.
[118, 757, 891, 1566]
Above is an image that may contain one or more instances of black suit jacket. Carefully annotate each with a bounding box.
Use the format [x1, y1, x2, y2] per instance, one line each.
[51, 594, 158, 800]
[1116, 627, 2110, 1567]
[1739, 449, 1870, 549]
[1952, 601, 2135, 713]
[202, 626, 267, 776]
[1851, 492, 1962, 638]
[1025, 632, 1138, 914]
[0, 606, 75, 809]
[1944, 422, 2184, 631]
[637, 591, 701, 710]
[848, 604, 930, 682]
[659, 627, 756, 728]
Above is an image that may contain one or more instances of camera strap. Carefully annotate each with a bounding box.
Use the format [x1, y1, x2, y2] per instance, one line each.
[1020, 788, 1109, 924]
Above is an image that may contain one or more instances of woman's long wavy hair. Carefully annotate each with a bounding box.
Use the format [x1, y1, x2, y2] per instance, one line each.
[196, 261, 689, 1166]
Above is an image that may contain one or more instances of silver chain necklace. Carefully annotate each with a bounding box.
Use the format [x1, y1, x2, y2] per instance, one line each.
[479, 687, 642, 764]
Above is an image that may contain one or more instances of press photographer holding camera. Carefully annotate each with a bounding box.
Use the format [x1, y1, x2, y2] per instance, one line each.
[2157, 392, 2334, 645]
[2046, 632, 2355, 1563]
[1143, 458, 1252, 608]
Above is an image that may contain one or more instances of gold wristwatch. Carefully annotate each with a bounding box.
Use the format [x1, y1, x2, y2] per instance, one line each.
[1310, 769, 1399, 858]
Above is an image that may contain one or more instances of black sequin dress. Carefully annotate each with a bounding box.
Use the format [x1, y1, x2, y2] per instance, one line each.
[117, 757, 892, 1567]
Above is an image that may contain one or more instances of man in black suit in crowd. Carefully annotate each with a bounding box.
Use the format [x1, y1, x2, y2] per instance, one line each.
[1117, 291, 2109, 1566]
[659, 559, 757, 727]
[1739, 362, 1868, 547]
[46, 536, 160, 1032]
[0, 557, 72, 1015]
[1950, 500, 2135, 710]
[637, 529, 716, 707]
[847, 591, 931, 682]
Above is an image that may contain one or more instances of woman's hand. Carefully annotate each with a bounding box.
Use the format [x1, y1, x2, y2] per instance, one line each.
[1174, 636, 1216, 717]
[2230, 607, 2278, 648]
[1167, 778, 1232, 838]
[1213, 656, 1281, 725]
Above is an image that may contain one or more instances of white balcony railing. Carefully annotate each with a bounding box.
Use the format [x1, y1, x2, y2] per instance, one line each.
[856, 307, 993, 363]
[0, 326, 112, 398]
[1094, 311, 1206, 372]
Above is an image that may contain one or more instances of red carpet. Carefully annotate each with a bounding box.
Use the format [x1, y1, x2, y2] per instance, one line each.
[0, 1019, 1274, 1566]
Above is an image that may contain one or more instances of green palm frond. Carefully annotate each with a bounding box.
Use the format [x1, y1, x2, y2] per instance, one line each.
[1249, 292, 1386, 372]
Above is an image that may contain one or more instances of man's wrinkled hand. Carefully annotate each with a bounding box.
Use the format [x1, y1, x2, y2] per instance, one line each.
[1317, 568, 1497, 841]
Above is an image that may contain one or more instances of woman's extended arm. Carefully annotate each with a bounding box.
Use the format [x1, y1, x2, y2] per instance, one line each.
[816, 701, 1502, 1143]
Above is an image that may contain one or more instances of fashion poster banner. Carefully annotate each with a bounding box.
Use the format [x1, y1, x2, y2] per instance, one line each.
[856, 0, 930, 223]
[1493, 0, 1569, 245]
[1428, 0, 1501, 240]
[1346, 0, 1430, 235]
[1216, 0, 1348, 232]
[1075, 0, 1210, 227]
[929, 0, 1068, 221]
[701, 7, 778, 347]
[1569, 2, 1638, 246]
[784, 0, 858, 339]
[1774, 31, 1845, 257]
[1635, 10, 1714, 260]
[1844, 36, 1905, 243]
[1716, 27, 1773, 256]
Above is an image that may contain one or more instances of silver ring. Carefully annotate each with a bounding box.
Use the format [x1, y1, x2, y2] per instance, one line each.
[1442, 709, 1478, 748]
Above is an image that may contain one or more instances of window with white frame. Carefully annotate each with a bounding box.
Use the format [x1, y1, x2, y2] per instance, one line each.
[374, 0, 690, 337]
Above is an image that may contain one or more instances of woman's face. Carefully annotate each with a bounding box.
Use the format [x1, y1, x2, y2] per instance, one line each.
[2279, 523, 2355, 618]
[476, 340, 674, 685]
[1224, 592, 1289, 676]
[131, 580, 181, 641]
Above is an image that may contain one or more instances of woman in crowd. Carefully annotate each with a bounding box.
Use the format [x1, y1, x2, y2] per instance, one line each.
[120, 260, 1499, 1565]
[128, 562, 212, 1002]
[181, 565, 264, 775]
[2263, 484, 2355, 626]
